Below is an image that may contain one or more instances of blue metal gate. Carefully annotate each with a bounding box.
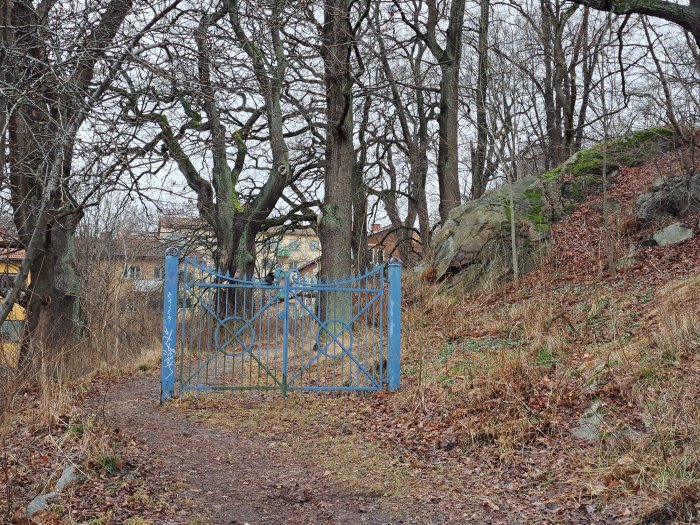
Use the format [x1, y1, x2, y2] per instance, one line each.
[160, 249, 401, 401]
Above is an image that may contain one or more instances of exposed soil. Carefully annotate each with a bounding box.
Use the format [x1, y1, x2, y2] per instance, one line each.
[84, 375, 408, 525]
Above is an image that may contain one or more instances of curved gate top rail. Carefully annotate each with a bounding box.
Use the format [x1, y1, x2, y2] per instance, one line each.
[160, 249, 402, 401]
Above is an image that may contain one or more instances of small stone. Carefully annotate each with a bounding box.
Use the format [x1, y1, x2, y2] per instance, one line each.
[26, 464, 79, 517]
[26, 492, 58, 517]
[572, 400, 605, 441]
[652, 222, 694, 247]
[55, 465, 77, 492]
[615, 253, 641, 270]
[652, 177, 667, 190]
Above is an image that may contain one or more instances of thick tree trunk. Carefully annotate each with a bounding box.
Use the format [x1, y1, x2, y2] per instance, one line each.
[18, 211, 83, 363]
[437, 61, 462, 221]
[318, 0, 355, 348]
[319, 0, 354, 282]
[229, 217, 258, 279]
[24, 222, 82, 347]
[426, 0, 466, 222]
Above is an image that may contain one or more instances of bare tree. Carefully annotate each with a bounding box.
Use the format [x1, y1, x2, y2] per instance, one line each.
[319, 0, 366, 280]
[125, 1, 317, 279]
[394, 0, 466, 221]
[0, 0, 178, 356]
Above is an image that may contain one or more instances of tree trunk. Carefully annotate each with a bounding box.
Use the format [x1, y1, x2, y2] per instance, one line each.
[320, 0, 354, 281]
[471, 0, 491, 200]
[426, 0, 466, 222]
[541, 2, 564, 168]
[437, 59, 462, 221]
[22, 216, 83, 356]
[230, 217, 259, 279]
[318, 0, 355, 348]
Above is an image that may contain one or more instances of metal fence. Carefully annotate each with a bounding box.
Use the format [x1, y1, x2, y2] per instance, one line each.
[160, 249, 401, 401]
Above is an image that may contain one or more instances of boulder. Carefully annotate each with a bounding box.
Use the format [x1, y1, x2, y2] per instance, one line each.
[431, 128, 678, 286]
[652, 222, 694, 247]
[636, 173, 700, 222]
[432, 174, 560, 284]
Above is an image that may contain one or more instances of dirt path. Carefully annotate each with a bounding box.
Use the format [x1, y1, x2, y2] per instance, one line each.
[85, 375, 419, 525]
[82, 374, 625, 525]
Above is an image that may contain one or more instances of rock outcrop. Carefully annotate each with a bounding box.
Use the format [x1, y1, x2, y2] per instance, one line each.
[432, 128, 678, 287]
[636, 173, 700, 222]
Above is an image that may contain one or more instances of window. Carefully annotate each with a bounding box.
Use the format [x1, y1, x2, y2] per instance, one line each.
[309, 240, 320, 251]
[123, 265, 141, 279]
[372, 248, 385, 264]
[154, 267, 165, 279]
[288, 260, 299, 269]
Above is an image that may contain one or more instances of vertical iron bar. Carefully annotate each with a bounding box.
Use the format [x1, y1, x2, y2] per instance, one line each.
[178, 259, 188, 391]
[161, 248, 180, 403]
[281, 271, 291, 397]
[387, 260, 402, 392]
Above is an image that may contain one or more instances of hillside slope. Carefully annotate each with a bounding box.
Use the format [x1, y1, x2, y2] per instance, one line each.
[385, 132, 700, 522]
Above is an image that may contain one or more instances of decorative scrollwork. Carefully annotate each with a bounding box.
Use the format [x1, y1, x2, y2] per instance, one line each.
[286, 269, 301, 284]
[273, 268, 302, 284]
[165, 247, 181, 257]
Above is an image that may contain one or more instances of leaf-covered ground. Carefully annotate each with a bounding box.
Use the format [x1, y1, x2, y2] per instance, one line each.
[4, 142, 700, 524]
[4, 372, 626, 524]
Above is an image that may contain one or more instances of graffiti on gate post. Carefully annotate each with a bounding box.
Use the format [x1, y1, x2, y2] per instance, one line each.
[387, 260, 402, 392]
[160, 248, 180, 403]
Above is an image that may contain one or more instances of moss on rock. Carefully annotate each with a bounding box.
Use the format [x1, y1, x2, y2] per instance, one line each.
[432, 127, 679, 287]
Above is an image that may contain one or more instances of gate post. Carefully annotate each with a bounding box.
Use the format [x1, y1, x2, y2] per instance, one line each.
[160, 248, 180, 403]
[387, 260, 402, 392]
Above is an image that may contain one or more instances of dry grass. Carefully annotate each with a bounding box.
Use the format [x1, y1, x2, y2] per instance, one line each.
[583, 276, 700, 520]
[0, 257, 163, 520]
[652, 275, 700, 355]
[398, 278, 584, 450]
[398, 268, 700, 517]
